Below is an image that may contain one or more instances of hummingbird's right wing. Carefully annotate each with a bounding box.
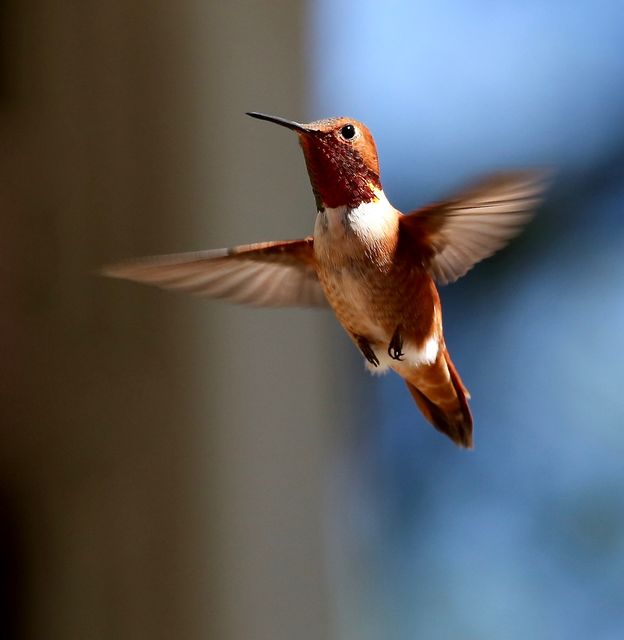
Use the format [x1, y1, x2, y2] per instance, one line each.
[102, 237, 328, 307]
[400, 171, 549, 284]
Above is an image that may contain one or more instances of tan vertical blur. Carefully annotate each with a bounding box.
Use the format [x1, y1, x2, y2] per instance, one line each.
[0, 2, 334, 639]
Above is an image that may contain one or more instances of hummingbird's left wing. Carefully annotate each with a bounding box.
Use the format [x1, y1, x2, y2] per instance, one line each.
[399, 171, 549, 284]
[102, 237, 328, 307]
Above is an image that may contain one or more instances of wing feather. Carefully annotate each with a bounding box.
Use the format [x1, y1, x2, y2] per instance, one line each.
[400, 171, 549, 284]
[102, 238, 328, 308]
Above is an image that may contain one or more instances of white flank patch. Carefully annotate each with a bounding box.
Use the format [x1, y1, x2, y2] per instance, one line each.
[363, 336, 439, 375]
[420, 336, 439, 365]
[365, 357, 391, 375]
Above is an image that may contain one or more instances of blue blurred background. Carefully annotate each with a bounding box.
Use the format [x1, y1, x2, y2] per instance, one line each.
[1, 1, 623, 639]
[312, 1, 624, 639]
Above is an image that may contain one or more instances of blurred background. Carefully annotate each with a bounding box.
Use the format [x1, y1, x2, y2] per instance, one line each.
[1, 1, 623, 639]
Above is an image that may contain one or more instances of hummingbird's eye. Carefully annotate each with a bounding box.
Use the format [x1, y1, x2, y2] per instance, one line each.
[340, 124, 356, 140]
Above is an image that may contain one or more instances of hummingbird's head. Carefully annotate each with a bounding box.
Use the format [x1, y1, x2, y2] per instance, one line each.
[247, 112, 381, 211]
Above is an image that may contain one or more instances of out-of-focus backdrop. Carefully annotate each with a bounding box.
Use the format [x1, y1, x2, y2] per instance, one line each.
[1, 1, 623, 639]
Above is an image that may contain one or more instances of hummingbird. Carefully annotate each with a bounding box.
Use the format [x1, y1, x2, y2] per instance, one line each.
[103, 112, 547, 448]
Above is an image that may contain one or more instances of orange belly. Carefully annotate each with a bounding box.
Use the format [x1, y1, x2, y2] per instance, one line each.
[317, 259, 440, 349]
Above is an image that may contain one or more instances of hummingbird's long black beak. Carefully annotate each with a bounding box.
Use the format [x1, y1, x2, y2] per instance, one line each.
[246, 111, 310, 133]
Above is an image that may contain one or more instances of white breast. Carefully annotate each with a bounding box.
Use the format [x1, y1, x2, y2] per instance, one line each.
[313, 188, 398, 264]
[345, 192, 398, 243]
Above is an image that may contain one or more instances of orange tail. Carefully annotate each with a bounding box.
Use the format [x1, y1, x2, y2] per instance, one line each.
[404, 348, 473, 448]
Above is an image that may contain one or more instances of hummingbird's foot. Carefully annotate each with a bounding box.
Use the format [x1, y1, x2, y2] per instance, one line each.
[388, 327, 405, 361]
[356, 335, 379, 367]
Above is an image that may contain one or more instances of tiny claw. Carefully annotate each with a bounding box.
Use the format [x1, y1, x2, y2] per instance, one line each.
[356, 336, 379, 367]
[388, 327, 405, 361]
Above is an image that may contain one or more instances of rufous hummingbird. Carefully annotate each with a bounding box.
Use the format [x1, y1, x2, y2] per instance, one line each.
[103, 112, 547, 448]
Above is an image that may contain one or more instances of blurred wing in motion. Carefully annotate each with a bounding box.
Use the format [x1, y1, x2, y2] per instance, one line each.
[102, 237, 328, 307]
[400, 171, 549, 284]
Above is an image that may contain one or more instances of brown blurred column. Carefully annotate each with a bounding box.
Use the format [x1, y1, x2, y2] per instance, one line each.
[0, 1, 334, 639]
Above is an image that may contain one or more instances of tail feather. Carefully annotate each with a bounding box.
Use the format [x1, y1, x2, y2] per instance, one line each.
[404, 348, 473, 448]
